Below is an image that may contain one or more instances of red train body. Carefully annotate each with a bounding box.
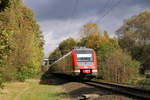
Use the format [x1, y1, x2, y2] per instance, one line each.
[49, 47, 98, 79]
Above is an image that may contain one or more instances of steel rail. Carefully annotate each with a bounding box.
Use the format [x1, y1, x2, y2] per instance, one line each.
[83, 80, 150, 100]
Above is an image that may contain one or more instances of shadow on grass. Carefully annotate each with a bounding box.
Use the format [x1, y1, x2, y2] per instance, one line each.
[40, 70, 71, 85]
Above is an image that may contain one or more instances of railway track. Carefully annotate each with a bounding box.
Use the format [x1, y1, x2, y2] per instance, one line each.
[83, 80, 150, 100]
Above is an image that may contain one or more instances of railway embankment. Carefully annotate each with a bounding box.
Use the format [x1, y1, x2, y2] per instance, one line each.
[1, 74, 149, 100]
[41, 74, 143, 100]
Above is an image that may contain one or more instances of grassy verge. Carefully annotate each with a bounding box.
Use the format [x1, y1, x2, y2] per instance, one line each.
[0, 79, 68, 100]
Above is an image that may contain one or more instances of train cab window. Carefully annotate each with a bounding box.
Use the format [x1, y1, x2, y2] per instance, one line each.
[77, 57, 92, 62]
[76, 51, 93, 62]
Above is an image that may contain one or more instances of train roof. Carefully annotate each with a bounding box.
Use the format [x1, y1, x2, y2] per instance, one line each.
[74, 47, 93, 51]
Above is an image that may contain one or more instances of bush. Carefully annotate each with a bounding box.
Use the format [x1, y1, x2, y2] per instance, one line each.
[103, 49, 140, 83]
[15, 66, 31, 82]
[96, 39, 119, 78]
[15, 72, 27, 82]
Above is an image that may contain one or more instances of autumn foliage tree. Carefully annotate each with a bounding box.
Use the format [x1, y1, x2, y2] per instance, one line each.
[0, 0, 10, 11]
[48, 48, 62, 65]
[103, 49, 140, 83]
[79, 22, 100, 38]
[0, 0, 44, 85]
[59, 37, 77, 56]
[116, 11, 150, 74]
[48, 38, 77, 66]
[0, 30, 14, 87]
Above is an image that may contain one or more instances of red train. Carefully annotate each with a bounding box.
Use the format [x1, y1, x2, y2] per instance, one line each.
[49, 47, 98, 79]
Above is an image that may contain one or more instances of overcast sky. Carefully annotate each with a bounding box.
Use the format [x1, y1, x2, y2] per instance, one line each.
[23, 0, 150, 58]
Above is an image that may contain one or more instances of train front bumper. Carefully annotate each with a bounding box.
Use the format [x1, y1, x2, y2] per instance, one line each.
[73, 70, 98, 76]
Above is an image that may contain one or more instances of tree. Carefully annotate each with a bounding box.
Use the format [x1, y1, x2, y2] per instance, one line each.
[0, 30, 13, 87]
[104, 30, 109, 41]
[59, 37, 77, 56]
[0, 0, 10, 11]
[78, 33, 102, 50]
[116, 11, 150, 73]
[79, 22, 100, 37]
[116, 11, 150, 45]
[0, 0, 44, 82]
[48, 48, 62, 65]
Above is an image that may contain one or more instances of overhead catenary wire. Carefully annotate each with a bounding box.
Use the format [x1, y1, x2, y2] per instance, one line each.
[51, 0, 79, 48]
[102, 1, 149, 36]
[90, 0, 113, 23]
[87, 0, 117, 35]
[96, 0, 122, 24]
[65, 0, 122, 37]
[88, 0, 122, 35]
[65, 0, 79, 37]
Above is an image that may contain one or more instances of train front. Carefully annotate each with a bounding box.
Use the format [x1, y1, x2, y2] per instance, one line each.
[72, 48, 98, 78]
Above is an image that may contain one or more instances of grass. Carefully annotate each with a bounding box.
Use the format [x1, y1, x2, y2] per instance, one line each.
[0, 79, 68, 100]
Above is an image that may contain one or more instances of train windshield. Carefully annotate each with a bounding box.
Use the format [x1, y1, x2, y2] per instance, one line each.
[76, 50, 93, 62]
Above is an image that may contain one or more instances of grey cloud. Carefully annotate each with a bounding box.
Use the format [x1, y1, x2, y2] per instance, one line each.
[23, 0, 150, 57]
[24, 0, 150, 21]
